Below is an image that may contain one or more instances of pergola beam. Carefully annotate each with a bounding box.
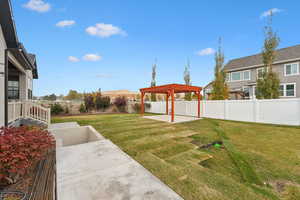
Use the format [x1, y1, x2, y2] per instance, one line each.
[140, 84, 202, 122]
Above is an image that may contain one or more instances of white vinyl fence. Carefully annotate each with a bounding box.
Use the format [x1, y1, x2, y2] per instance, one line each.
[145, 99, 300, 126]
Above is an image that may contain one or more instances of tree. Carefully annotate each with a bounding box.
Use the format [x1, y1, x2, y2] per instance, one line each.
[184, 59, 192, 101]
[150, 60, 157, 101]
[65, 90, 82, 100]
[256, 13, 280, 99]
[43, 93, 57, 101]
[211, 38, 229, 100]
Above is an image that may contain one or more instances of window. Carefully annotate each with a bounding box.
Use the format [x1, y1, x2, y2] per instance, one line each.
[231, 72, 241, 81]
[242, 87, 250, 99]
[28, 89, 32, 99]
[226, 73, 230, 82]
[257, 68, 267, 79]
[279, 85, 284, 97]
[285, 63, 299, 76]
[229, 70, 251, 82]
[286, 84, 295, 97]
[8, 80, 19, 100]
[243, 71, 250, 80]
[279, 83, 296, 97]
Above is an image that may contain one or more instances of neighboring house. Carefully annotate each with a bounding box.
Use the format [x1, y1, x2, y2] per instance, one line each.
[0, 0, 50, 127]
[204, 44, 300, 100]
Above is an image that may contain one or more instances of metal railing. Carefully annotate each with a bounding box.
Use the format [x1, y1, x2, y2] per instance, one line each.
[8, 101, 51, 125]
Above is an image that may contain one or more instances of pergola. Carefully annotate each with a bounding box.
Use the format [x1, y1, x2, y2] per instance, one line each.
[140, 84, 202, 122]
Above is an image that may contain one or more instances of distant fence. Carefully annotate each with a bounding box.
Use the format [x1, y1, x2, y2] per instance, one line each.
[146, 99, 300, 126]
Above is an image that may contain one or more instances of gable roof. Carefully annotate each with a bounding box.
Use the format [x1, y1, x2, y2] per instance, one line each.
[0, 0, 38, 79]
[225, 44, 300, 71]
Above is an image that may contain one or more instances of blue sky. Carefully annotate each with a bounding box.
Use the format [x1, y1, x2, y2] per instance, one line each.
[12, 0, 300, 96]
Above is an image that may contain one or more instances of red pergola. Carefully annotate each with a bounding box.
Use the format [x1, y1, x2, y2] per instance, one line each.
[140, 84, 202, 122]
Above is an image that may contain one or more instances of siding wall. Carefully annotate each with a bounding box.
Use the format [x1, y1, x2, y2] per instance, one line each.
[225, 61, 300, 98]
[146, 99, 300, 126]
[0, 26, 6, 126]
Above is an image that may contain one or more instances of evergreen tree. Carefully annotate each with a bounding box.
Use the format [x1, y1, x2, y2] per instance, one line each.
[211, 38, 229, 100]
[151, 60, 157, 101]
[184, 59, 192, 101]
[256, 13, 280, 99]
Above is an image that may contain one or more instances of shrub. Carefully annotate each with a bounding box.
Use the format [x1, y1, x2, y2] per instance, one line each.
[50, 103, 64, 115]
[133, 103, 151, 113]
[114, 96, 127, 112]
[79, 103, 87, 113]
[64, 106, 70, 114]
[84, 94, 94, 112]
[95, 96, 111, 111]
[0, 126, 55, 186]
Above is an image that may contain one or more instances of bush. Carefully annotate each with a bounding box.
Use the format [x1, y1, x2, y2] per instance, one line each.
[64, 106, 69, 114]
[50, 103, 64, 115]
[84, 94, 94, 112]
[79, 103, 87, 113]
[0, 126, 55, 186]
[114, 96, 127, 112]
[95, 96, 111, 111]
[133, 103, 151, 113]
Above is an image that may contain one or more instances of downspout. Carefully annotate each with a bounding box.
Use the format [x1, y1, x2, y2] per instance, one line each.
[4, 49, 8, 126]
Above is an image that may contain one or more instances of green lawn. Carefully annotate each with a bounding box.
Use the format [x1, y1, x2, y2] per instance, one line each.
[52, 114, 300, 200]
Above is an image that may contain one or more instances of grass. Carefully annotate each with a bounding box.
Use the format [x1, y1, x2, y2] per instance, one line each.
[52, 113, 300, 200]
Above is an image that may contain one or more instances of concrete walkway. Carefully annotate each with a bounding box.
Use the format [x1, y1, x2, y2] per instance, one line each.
[143, 115, 201, 123]
[53, 123, 183, 200]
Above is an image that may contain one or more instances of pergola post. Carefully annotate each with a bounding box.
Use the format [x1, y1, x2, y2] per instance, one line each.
[171, 89, 175, 122]
[197, 91, 201, 118]
[166, 93, 169, 115]
[141, 92, 145, 116]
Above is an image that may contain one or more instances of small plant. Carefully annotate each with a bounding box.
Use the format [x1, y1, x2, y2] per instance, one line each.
[133, 103, 151, 113]
[79, 103, 87, 113]
[114, 96, 127, 112]
[95, 96, 111, 111]
[84, 94, 95, 112]
[50, 103, 64, 115]
[64, 106, 70, 114]
[0, 126, 55, 186]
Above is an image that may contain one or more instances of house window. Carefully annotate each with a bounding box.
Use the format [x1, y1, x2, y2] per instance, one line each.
[280, 83, 296, 97]
[226, 73, 230, 82]
[286, 84, 295, 97]
[8, 80, 19, 100]
[257, 68, 267, 79]
[243, 71, 251, 80]
[242, 87, 250, 99]
[231, 72, 241, 81]
[279, 85, 284, 97]
[285, 63, 299, 76]
[28, 89, 32, 99]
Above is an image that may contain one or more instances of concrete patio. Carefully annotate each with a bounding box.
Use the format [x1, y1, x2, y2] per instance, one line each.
[50, 122, 183, 200]
[143, 115, 201, 123]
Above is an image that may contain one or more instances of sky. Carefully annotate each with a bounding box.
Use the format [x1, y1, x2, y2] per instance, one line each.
[11, 0, 300, 96]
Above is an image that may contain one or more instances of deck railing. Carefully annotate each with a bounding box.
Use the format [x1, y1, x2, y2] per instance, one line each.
[8, 101, 51, 125]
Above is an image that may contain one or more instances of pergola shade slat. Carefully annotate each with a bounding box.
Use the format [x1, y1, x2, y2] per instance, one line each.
[140, 84, 202, 122]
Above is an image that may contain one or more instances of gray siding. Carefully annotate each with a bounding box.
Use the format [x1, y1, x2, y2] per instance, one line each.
[226, 60, 300, 98]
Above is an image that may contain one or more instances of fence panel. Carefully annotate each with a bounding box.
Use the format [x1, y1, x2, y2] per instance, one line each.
[146, 99, 300, 126]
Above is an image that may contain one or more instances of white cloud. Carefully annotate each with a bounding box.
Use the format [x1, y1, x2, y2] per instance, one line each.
[95, 73, 112, 78]
[56, 20, 76, 27]
[86, 23, 127, 38]
[260, 8, 283, 18]
[68, 56, 80, 62]
[83, 54, 102, 61]
[23, 0, 51, 13]
[196, 48, 215, 56]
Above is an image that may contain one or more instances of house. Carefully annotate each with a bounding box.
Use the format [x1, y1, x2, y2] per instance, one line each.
[0, 0, 50, 127]
[204, 44, 300, 100]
